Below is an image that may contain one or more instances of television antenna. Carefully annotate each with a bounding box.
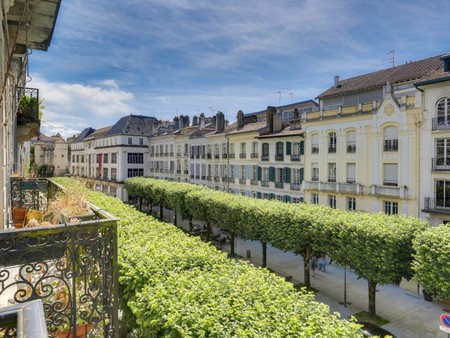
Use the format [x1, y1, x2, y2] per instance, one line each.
[275, 91, 281, 106]
[288, 92, 293, 103]
[386, 50, 395, 67]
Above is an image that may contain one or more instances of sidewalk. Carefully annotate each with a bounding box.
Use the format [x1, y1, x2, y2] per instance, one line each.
[153, 207, 448, 338]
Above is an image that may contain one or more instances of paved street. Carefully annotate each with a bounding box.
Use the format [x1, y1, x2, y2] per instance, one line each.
[154, 207, 449, 338]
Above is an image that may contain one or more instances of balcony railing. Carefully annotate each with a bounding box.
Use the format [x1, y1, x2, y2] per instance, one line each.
[1, 182, 118, 337]
[347, 144, 356, 153]
[370, 184, 406, 198]
[214, 154, 220, 159]
[250, 179, 258, 185]
[228, 154, 235, 159]
[432, 117, 450, 131]
[432, 158, 450, 171]
[311, 146, 319, 154]
[290, 154, 300, 161]
[261, 155, 269, 161]
[250, 153, 259, 158]
[222, 154, 228, 159]
[275, 182, 284, 189]
[290, 183, 301, 190]
[328, 146, 336, 153]
[423, 197, 450, 214]
[239, 178, 246, 185]
[261, 181, 270, 187]
[384, 139, 398, 151]
[275, 155, 284, 161]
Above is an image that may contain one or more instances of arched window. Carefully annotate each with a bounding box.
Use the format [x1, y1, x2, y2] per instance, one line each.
[328, 132, 337, 153]
[384, 126, 398, 151]
[311, 134, 319, 153]
[437, 97, 450, 125]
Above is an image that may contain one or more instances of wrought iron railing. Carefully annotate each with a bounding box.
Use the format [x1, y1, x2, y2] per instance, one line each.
[1, 182, 119, 338]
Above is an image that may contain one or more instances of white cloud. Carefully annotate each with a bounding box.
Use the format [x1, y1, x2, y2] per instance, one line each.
[31, 75, 135, 139]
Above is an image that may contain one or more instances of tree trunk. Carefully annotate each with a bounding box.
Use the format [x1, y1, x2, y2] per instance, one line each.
[188, 217, 193, 233]
[261, 241, 267, 268]
[303, 258, 311, 289]
[230, 232, 235, 256]
[368, 280, 377, 320]
[173, 211, 177, 227]
[138, 197, 143, 211]
[159, 204, 164, 221]
[206, 221, 211, 242]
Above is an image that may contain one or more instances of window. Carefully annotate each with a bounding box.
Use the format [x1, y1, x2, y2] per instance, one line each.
[435, 138, 450, 168]
[276, 168, 284, 185]
[292, 142, 300, 156]
[76, 155, 80, 163]
[311, 193, 319, 204]
[262, 168, 269, 182]
[80, 155, 84, 163]
[110, 187, 117, 198]
[241, 165, 246, 179]
[437, 97, 450, 125]
[312, 163, 319, 181]
[384, 201, 398, 215]
[292, 169, 301, 185]
[111, 153, 117, 164]
[328, 132, 337, 153]
[276, 142, 284, 160]
[252, 142, 258, 157]
[328, 163, 336, 182]
[347, 131, 356, 153]
[328, 195, 336, 209]
[240, 143, 246, 158]
[128, 153, 144, 164]
[383, 163, 398, 186]
[292, 197, 300, 204]
[347, 197, 356, 211]
[311, 134, 319, 153]
[103, 168, 108, 180]
[103, 153, 109, 164]
[347, 163, 356, 183]
[262, 143, 269, 160]
[128, 137, 132, 145]
[127, 168, 143, 177]
[111, 168, 117, 181]
[435, 180, 450, 208]
[252, 165, 257, 180]
[384, 126, 398, 151]
[140, 138, 144, 146]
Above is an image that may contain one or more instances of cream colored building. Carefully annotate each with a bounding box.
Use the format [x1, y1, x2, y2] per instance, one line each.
[303, 54, 447, 217]
[0, 0, 60, 229]
[32, 133, 70, 176]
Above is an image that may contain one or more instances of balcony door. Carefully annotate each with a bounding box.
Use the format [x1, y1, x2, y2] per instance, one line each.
[436, 180, 450, 209]
[436, 138, 450, 167]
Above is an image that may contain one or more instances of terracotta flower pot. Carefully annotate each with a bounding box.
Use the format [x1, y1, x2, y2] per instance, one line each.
[53, 323, 93, 338]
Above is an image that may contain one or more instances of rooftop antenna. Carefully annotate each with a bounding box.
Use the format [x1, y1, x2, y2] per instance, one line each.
[275, 91, 281, 106]
[288, 92, 293, 103]
[386, 50, 395, 67]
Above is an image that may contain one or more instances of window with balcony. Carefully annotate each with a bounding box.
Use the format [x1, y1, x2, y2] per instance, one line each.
[384, 126, 398, 151]
[103, 168, 108, 180]
[240, 142, 246, 158]
[312, 163, 319, 181]
[383, 163, 398, 186]
[328, 132, 336, 153]
[111, 168, 117, 181]
[328, 195, 336, 209]
[291, 142, 301, 160]
[262, 167, 269, 186]
[103, 153, 108, 164]
[261, 143, 269, 161]
[347, 131, 356, 153]
[347, 163, 356, 183]
[275, 168, 284, 188]
[384, 201, 398, 215]
[347, 197, 356, 211]
[436, 97, 450, 126]
[127, 153, 144, 164]
[311, 193, 319, 204]
[435, 138, 450, 169]
[275, 142, 284, 161]
[127, 168, 143, 177]
[435, 180, 450, 209]
[251, 141, 259, 158]
[328, 163, 336, 182]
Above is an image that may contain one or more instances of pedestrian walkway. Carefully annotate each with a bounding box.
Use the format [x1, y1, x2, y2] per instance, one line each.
[152, 207, 449, 338]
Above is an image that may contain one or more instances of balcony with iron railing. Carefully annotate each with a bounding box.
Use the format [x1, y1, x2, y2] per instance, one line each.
[347, 143, 356, 153]
[275, 182, 284, 189]
[261, 154, 269, 161]
[275, 154, 284, 161]
[261, 181, 270, 187]
[16, 87, 40, 143]
[239, 153, 247, 159]
[423, 197, 450, 214]
[384, 139, 398, 151]
[2, 179, 118, 337]
[432, 158, 450, 171]
[290, 183, 301, 191]
[432, 117, 450, 131]
[290, 154, 300, 161]
[250, 179, 258, 185]
[250, 153, 259, 158]
[239, 178, 247, 185]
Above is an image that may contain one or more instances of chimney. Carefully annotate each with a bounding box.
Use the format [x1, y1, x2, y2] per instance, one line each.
[179, 115, 185, 129]
[237, 110, 244, 129]
[216, 111, 225, 132]
[199, 113, 205, 129]
[273, 112, 282, 133]
[266, 106, 276, 133]
[334, 75, 340, 87]
[184, 115, 190, 127]
[192, 115, 199, 126]
[173, 116, 180, 129]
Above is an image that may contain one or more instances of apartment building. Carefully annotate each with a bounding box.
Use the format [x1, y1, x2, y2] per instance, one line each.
[31, 133, 70, 176]
[70, 115, 159, 200]
[416, 53, 450, 225]
[302, 53, 449, 217]
[0, 0, 61, 228]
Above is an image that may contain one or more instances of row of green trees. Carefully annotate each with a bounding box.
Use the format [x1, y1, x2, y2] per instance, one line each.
[124, 176, 450, 319]
[53, 177, 362, 337]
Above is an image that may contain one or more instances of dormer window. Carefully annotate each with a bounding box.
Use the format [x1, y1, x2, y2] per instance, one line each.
[443, 55, 450, 72]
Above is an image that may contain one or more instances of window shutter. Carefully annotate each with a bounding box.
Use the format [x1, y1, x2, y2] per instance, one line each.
[300, 140, 304, 155]
[284, 167, 291, 183]
[286, 142, 292, 155]
[284, 195, 291, 203]
[300, 168, 304, 183]
[269, 193, 275, 200]
[269, 167, 275, 182]
[257, 166, 262, 180]
[257, 192, 262, 199]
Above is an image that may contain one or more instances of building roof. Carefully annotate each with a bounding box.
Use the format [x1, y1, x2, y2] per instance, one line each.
[227, 121, 266, 135]
[73, 127, 96, 143]
[105, 115, 158, 136]
[258, 126, 303, 139]
[86, 126, 113, 139]
[317, 53, 447, 100]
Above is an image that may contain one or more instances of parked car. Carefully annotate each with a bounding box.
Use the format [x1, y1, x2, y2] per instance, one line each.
[358, 321, 397, 338]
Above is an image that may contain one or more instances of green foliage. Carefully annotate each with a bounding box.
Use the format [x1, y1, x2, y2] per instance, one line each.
[413, 224, 450, 299]
[54, 177, 362, 337]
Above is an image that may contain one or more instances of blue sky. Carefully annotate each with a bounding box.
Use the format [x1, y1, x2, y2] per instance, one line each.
[29, 0, 450, 139]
